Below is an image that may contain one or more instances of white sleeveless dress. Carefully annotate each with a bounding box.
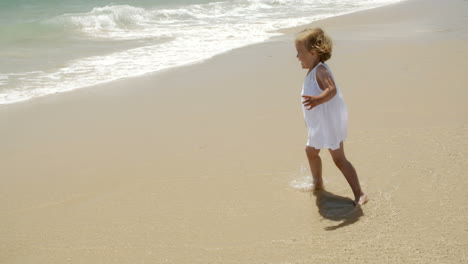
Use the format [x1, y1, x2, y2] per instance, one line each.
[301, 62, 348, 150]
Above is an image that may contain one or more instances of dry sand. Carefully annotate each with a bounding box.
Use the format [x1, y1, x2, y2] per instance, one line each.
[1, 0, 467, 263]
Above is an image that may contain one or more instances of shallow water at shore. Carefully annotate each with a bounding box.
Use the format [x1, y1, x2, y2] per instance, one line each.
[0, 0, 401, 104]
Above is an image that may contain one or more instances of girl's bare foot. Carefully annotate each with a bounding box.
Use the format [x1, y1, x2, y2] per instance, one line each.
[354, 193, 368, 206]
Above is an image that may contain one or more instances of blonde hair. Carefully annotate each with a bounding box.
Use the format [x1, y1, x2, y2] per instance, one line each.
[295, 28, 333, 62]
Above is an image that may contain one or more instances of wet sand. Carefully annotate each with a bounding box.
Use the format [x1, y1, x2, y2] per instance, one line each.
[1, 0, 467, 263]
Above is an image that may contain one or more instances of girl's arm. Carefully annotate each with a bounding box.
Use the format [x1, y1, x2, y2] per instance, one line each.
[302, 65, 337, 110]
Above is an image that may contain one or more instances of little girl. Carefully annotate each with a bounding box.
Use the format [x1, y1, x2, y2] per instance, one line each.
[295, 28, 368, 206]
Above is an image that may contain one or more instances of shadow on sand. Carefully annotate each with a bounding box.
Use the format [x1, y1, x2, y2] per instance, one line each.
[312, 190, 363, 231]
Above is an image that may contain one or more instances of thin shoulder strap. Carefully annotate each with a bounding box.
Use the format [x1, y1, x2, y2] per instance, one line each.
[320, 63, 335, 81]
[311, 62, 323, 81]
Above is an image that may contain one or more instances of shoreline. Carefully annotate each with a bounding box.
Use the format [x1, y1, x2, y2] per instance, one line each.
[0, 0, 406, 107]
[2, 0, 468, 263]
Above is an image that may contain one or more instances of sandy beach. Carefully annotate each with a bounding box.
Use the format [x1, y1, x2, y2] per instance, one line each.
[1, 0, 468, 263]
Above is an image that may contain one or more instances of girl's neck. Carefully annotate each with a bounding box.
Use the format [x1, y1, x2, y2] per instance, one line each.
[307, 60, 321, 74]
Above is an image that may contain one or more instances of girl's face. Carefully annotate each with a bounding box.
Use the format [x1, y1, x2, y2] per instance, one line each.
[295, 42, 318, 69]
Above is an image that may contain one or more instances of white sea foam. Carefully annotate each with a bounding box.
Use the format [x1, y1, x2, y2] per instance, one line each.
[289, 164, 315, 191]
[290, 176, 315, 192]
[0, 0, 403, 104]
[50, 5, 161, 40]
[0, 75, 7, 85]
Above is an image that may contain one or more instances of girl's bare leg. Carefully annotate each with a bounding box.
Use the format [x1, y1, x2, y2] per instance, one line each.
[329, 142, 368, 205]
[305, 146, 324, 190]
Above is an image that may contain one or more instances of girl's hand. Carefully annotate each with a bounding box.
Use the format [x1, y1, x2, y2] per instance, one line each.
[302, 77, 336, 110]
[302, 95, 320, 110]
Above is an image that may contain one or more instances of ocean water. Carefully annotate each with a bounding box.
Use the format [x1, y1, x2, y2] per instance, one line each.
[0, 0, 401, 104]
